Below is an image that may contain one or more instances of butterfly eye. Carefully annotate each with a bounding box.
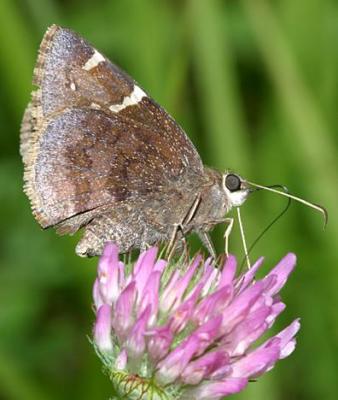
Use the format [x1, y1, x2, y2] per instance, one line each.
[225, 174, 241, 192]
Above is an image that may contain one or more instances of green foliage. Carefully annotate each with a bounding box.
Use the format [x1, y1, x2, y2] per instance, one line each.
[0, 0, 337, 399]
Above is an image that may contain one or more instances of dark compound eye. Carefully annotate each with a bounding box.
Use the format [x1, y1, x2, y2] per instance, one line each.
[225, 174, 241, 192]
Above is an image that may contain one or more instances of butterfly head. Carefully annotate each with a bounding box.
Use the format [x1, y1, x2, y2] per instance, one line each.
[222, 172, 250, 208]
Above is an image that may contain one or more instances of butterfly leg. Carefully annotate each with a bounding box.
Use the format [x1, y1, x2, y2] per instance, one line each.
[166, 194, 202, 260]
[166, 223, 183, 260]
[223, 218, 234, 256]
[196, 217, 234, 258]
[197, 231, 216, 259]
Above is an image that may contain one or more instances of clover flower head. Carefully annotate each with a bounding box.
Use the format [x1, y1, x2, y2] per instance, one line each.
[93, 244, 299, 400]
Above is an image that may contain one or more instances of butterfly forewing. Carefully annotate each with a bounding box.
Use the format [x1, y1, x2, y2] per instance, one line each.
[33, 25, 134, 115]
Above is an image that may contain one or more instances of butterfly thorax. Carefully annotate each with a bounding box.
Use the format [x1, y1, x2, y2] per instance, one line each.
[182, 168, 230, 233]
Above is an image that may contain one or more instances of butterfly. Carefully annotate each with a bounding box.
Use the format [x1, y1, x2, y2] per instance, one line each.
[21, 25, 325, 258]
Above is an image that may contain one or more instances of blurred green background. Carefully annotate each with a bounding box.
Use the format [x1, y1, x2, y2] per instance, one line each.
[0, 0, 337, 399]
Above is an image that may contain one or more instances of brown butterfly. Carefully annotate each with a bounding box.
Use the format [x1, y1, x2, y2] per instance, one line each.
[20, 25, 326, 258]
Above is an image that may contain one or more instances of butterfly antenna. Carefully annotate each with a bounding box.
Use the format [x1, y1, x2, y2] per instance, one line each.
[247, 181, 328, 229]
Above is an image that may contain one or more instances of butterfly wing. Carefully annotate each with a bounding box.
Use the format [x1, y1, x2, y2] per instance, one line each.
[21, 25, 204, 228]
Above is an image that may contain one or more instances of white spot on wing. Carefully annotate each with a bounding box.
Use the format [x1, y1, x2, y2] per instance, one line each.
[83, 50, 105, 71]
[90, 102, 101, 110]
[109, 85, 146, 113]
[70, 82, 76, 91]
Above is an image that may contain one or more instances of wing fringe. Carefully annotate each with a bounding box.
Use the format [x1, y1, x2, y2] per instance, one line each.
[20, 25, 61, 228]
